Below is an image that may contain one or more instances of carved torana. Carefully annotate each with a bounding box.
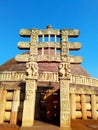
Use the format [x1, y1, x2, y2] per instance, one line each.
[1, 25, 97, 129]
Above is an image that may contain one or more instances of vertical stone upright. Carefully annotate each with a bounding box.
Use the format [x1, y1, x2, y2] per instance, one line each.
[10, 89, 20, 125]
[81, 94, 87, 120]
[0, 89, 7, 123]
[59, 30, 71, 128]
[59, 29, 82, 128]
[70, 93, 76, 120]
[22, 30, 38, 126]
[91, 94, 97, 120]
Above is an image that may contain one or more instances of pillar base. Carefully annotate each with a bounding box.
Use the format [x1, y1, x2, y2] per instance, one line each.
[22, 100, 35, 127]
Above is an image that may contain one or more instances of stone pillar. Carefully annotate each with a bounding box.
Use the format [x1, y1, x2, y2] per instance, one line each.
[70, 93, 76, 120]
[0, 89, 7, 123]
[60, 79, 70, 127]
[22, 30, 38, 127]
[59, 30, 71, 128]
[81, 94, 87, 120]
[22, 80, 37, 126]
[10, 89, 20, 125]
[91, 94, 97, 119]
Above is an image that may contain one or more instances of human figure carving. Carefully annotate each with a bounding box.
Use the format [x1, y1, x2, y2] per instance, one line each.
[59, 63, 70, 78]
[26, 62, 32, 78]
[26, 62, 38, 78]
[31, 63, 38, 77]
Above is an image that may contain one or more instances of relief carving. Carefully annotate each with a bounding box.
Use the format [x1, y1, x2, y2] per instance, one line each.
[26, 90, 34, 100]
[61, 100, 70, 111]
[61, 43, 69, 57]
[61, 112, 70, 123]
[61, 30, 68, 42]
[26, 62, 38, 79]
[59, 63, 71, 79]
[30, 46, 38, 55]
[30, 34, 38, 43]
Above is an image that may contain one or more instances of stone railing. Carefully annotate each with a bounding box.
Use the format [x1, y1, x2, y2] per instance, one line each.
[38, 72, 58, 82]
[0, 71, 26, 81]
[0, 71, 98, 87]
[70, 74, 98, 87]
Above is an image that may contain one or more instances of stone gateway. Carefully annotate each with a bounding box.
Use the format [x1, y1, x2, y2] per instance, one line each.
[0, 25, 98, 129]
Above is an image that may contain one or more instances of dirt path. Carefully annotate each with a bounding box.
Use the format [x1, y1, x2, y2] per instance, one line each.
[0, 120, 98, 130]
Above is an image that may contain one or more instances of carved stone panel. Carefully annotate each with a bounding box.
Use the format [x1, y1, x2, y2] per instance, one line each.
[60, 79, 70, 127]
[25, 80, 37, 100]
[26, 62, 38, 79]
[61, 30, 68, 43]
[59, 62, 71, 79]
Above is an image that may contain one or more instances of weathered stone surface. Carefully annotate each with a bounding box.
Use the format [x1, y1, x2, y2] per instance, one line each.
[91, 95, 97, 120]
[81, 94, 87, 120]
[15, 54, 29, 62]
[70, 56, 83, 64]
[2, 25, 98, 129]
[69, 42, 81, 50]
[38, 42, 60, 48]
[20, 29, 32, 37]
[5, 102, 12, 110]
[70, 94, 76, 119]
[18, 42, 30, 49]
[60, 80, 70, 127]
[0, 90, 7, 123]
[15, 54, 82, 63]
[61, 29, 80, 37]
[22, 80, 37, 126]
[10, 90, 20, 125]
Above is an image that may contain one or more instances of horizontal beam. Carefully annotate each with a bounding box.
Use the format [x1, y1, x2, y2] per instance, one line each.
[38, 42, 60, 48]
[0, 71, 98, 88]
[19, 28, 80, 38]
[18, 41, 81, 50]
[15, 54, 29, 62]
[69, 42, 81, 50]
[70, 56, 83, 64]
[19, 29, 32, 37]
[61, 29, 80, 37]
[18, 42, 30, 49]
[15, 54, 61, 62]
[15, 54, 82, 64]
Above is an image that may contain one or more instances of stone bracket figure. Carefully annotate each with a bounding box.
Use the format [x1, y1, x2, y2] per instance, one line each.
[59, 62, 70, 79]
[26, 61, 38, 79]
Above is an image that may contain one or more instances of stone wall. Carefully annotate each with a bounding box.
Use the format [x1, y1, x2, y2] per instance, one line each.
[0, 85, 98, 125]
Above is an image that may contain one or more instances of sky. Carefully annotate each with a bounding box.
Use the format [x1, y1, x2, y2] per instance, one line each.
[0, 0, 98, 78]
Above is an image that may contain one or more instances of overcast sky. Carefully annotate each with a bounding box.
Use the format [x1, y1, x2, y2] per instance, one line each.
[0, 0, 98, 78]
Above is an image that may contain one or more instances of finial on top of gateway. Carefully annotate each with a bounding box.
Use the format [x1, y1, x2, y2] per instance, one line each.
[47, 24, 52, 29]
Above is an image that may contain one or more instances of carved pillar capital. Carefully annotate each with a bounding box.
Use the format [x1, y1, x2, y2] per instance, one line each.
[26, 61, 38, 80]
[59, 62, 71, 80]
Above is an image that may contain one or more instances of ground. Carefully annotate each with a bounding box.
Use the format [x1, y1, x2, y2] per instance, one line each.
[0, 120, 98, 130]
